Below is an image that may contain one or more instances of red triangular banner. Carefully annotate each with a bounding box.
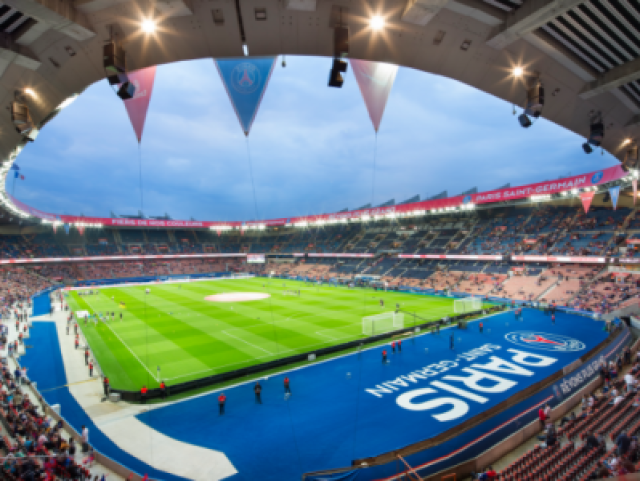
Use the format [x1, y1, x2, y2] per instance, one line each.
[580, 191, 595, 214]
[78, 226, 85, 236]
[216, 229, 221, 237]
[350, 59, 399, 132]
[634, 179, 637, 206]
[52, 224, 56, 234]
[121, 66, 157, 143]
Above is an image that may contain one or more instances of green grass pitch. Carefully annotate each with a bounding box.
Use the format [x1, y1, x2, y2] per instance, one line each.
[67, 277, 473, 391]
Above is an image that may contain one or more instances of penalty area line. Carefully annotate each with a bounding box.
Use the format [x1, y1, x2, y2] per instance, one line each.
[222, 329, 275, 355]
[83, 296, 160, 383]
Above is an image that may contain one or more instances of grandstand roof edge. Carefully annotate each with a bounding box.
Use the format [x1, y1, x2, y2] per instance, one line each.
[6, 165, 627, 229]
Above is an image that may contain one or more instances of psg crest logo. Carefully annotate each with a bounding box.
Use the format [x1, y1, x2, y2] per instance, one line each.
[230, 63, 261, 95]
[591, 171, 604, 184]
[463, 195, 472, 204]
[504, 331, 586, 352]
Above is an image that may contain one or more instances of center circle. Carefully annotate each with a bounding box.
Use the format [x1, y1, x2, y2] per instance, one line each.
[204, 292, 271, 302]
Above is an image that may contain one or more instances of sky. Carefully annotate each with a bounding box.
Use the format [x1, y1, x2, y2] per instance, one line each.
[10, 56, 620, 222]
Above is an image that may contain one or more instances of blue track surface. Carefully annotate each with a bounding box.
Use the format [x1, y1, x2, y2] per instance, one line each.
[21, 322, 189, 481]
[136, 308, 610, 481]
[32, 292, 51, 317]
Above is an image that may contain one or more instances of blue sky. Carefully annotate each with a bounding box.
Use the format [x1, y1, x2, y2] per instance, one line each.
[10, 56, 619, 221]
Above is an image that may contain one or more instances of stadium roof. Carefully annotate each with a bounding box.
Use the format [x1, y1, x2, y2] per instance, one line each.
[0, 0, 638, 223]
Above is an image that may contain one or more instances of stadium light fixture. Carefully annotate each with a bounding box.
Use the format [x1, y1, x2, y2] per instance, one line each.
[56, 94, 78, 111]
[370, 15, 385, 31]
[141, 18, 156, 34]
[622, 138, 632, 147]
[583, 112, 604, 154]
[512, 66, 524, 78]
[23, 88, 36, 98]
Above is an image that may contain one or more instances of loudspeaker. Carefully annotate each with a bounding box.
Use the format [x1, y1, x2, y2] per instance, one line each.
[524, 85, 544, 117]
[117, 81, 136, 100]
[334, 26, 349, 58]
[11, 101, 34, 136]
[518, 113, 532, 128]
[588, 122, 604, 146]
[328, 59, 348, 88]
[103, 42, 127, 85]
[582, 142, 593, 154]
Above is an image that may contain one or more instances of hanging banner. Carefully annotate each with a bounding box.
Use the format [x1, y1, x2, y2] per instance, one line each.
[78, 226, 85, 236]
[121, 66, 157, 143]
[350, 59, 398, 132]
[580, 191, 595, 214]
[52, 224, 56, 234]
[633, 179, 637, 205]
[609, 185, 620, 210]
[214, 58, 276, 136]
[64, 224, 70, 235]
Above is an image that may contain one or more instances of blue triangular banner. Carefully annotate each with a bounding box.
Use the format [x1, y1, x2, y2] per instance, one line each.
[609, 186, 620, 210]
[214, 58, 276, 136]
[10, 164, 19, 171]
[64, 224, 70, 235]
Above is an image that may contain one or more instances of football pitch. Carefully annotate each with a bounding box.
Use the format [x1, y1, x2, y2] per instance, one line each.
[67, 277, 479, 392]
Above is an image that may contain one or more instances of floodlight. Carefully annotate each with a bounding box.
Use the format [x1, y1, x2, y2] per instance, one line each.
[141, 19, 156, 33]
[370, 15, 385, 31]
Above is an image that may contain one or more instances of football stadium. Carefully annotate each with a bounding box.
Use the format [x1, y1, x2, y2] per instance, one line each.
[2, 0, 640, 480]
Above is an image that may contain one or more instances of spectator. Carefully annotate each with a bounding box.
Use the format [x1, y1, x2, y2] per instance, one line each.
[617, 430, 631, 456]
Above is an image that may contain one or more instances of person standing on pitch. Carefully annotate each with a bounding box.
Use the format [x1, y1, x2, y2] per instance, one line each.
[103, 377, 110, 398]
[391, 341, 396, 353]
[479, 322, 483, 333]
[160, 381, 167, 400]
[140, 385, 148, 404]
[552, 313, 555, 324]
[254, 382, 262, 404]
[85, 348, 89, 365]
[450, 333, 454, 350]
[397, 339, 402, 352]
[89, 361, 93, 377]
[382, 349, 388, 364]
[284, 377, 291, 395]
[219, 393, 226, 415]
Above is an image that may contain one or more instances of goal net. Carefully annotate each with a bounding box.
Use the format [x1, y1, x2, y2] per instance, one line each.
[362, 312, 404, 336]
[454, 297, 482, 314]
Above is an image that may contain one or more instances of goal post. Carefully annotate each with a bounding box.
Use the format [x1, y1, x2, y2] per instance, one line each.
[362, 312, 404, 336]
[454, 297, 482, 314]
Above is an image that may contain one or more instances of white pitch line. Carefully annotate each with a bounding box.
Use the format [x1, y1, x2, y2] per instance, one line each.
[315, 329, 352, 341]
[222, 329, 274, 355]
[83, 296, 159, 383]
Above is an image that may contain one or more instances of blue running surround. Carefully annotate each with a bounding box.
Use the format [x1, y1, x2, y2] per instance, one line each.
[134, 309, 624, 481]
[21, 322, 189, 481]
[32, 291, 52, 317]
